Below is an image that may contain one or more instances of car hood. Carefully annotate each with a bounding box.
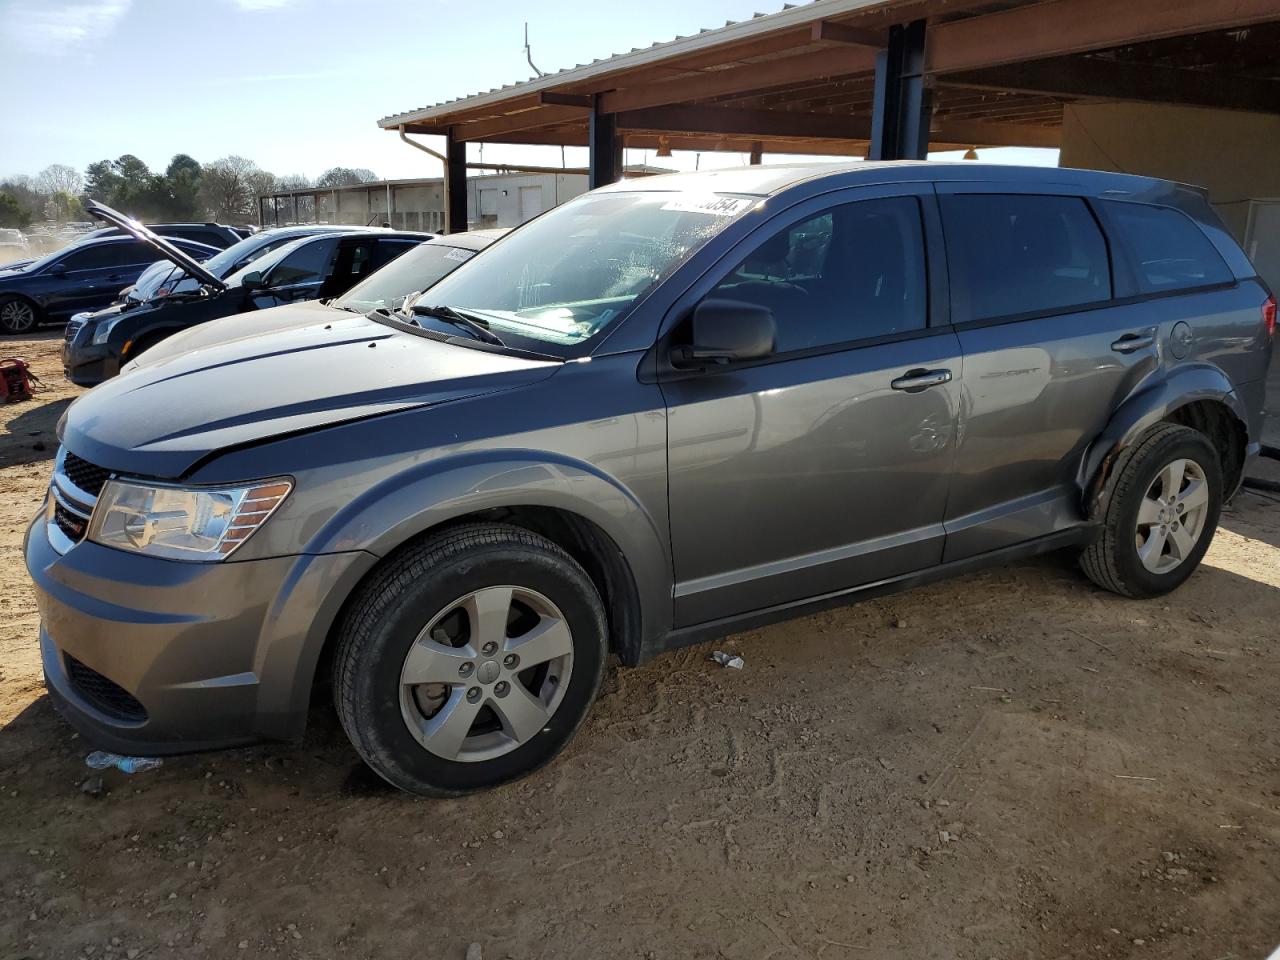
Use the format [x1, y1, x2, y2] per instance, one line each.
[84, 200, 226, 292]
[61, 301, 562, 478]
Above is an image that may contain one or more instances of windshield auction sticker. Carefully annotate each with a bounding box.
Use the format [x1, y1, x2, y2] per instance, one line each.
[661, 195, 755, 217]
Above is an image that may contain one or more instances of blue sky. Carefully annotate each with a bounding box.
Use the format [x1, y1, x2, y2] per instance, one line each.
[0, 0, 1055, 182]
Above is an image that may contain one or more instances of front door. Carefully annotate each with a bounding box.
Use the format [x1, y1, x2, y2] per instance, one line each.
[253, 237, 340, 308]
[662, 187, 961, 627]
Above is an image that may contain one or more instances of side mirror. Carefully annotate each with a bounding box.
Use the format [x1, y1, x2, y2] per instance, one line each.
[672, 298, 775, 367]
[240, 270, 265, 292]
[47, 262, 67, 277]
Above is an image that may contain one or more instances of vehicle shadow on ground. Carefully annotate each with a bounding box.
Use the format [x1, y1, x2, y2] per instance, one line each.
[1220, 487, 1280, 552]
[1, 396, 70, 468]
[3, 550, 1275, 809]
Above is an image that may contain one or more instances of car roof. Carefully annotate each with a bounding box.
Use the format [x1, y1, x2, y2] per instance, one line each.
[597, 160, 1171, 199]
[67, 234, 217, 249]
[430, 229, 506, 251]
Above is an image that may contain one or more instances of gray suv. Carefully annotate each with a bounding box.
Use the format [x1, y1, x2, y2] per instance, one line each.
[25, 163, 1274, 797]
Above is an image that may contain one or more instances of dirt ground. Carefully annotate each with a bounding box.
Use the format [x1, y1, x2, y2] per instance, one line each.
[0, 332, 1277, 960]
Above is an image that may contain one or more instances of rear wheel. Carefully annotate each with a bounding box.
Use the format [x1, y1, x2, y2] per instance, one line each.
[1080, 424, 1221, 598]
[0, 296, 38, 335]
[333, 523, 608, 797]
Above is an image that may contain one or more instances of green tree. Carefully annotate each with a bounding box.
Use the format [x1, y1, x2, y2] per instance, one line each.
[0, 192, 32, 229]
[0, 178, 42, 226]
[84, 159, 121, 202]
[164, 154, 204, 220]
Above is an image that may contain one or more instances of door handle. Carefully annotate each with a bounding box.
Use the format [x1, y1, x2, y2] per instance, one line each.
[891, 368, 952, 392]
[1111, 330, 1156, 353]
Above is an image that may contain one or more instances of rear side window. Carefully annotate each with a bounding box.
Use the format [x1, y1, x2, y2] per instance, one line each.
[1099, 201, 1233, 294]
[940, 194, 1112, 323]
[58, 244, 125, 270]
[114, 240, 159, 266]
[709, 196, 927, 352]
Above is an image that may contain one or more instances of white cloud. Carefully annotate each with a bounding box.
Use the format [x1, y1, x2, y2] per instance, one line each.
[0, 0, 132, 54]
[229, 0, 297, 10]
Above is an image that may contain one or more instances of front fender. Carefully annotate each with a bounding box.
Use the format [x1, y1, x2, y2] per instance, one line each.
[1079, 363, 1250, 517]
[305, 448, 674, 643]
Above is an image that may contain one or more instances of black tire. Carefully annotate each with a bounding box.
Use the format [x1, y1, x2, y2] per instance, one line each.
[1079, 423, 1222, 599]
[0, 295, 40, 335]
[332, 522, 608, 797]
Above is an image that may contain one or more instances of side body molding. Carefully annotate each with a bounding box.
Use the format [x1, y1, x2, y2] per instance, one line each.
[1079, 363, 1251, 517]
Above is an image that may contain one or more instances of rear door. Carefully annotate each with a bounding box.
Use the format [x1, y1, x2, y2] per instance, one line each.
[662, 184, 962, 626]
[938, 186, 1154, 560]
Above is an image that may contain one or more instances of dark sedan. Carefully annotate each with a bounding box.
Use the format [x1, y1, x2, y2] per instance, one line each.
[0, 234, 219, 335]
[63, 202, 438, 385]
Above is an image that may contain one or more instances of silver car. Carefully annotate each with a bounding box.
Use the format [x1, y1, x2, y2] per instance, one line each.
[25, 162, 1274, 796]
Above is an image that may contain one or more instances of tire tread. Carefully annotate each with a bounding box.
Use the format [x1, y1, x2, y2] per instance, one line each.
[332, 521, 598, 796]
[1079, 423, 1208, 598]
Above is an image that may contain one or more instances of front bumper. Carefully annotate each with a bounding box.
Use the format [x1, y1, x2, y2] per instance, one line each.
[61, 332, 120, 388]
[25, 506, 374, 755]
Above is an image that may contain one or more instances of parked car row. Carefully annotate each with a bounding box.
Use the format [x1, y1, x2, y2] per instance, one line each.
[0, 234, 223, 334]
[60, 208, 436, 385]
[0, 201, 509, 384]
[23, 163, 1274, 800]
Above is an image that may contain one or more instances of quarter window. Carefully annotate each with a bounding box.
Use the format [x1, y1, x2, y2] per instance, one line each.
[1099, 201, 1233, 294]
[940, 194, 1112, 323]
[707, 196, 928, 353]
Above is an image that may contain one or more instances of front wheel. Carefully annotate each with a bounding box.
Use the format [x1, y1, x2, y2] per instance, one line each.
[1080, 423, 1222, 598]
[0, 296, 39, 335]
[333, 523, 608, 797]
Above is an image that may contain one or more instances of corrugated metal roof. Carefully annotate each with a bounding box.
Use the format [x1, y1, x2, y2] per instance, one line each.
[377, 0, 899, 128]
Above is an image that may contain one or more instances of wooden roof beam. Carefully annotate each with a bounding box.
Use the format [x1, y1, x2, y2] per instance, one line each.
[810, 20, 885, 48]
[448, 105, 593, 142]
[941, 56, 1280, 115]
[928, 119, 1061, 149]
[617, 104, 872, 140]
[928, 0, 1280, 75]
[597, 46, 879, 114]
[538, 92, 595, 109]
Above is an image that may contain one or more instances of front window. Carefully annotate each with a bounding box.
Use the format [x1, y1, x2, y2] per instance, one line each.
[410, 191, 756, 355]
[333, 242, 478, 313]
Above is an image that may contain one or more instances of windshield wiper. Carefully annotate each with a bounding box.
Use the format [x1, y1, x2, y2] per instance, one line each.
[409, 304, 506, 346]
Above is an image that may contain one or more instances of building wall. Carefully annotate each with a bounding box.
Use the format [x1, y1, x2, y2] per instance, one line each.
[262, 172, 591, 234]
[1059, 102, 1280, 287]
[466, 173, 588, 228]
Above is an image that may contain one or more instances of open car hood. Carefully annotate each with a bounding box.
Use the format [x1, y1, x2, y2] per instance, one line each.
[85, 200, 226, 293]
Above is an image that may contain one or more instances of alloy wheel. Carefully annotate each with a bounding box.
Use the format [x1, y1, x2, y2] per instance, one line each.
[0, 299, 35, 334]
[398, 585, 574, 763]
[1134, 457, 1209, 574]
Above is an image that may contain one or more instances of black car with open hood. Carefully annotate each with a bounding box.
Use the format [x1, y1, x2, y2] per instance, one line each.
[62, 201, 438, 386]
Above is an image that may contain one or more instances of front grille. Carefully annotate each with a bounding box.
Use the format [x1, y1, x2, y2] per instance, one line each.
[64, 655, 148, 722]
[62, 452, 110, 497]
[53, 499, 89, 542]
[64, 318, 85, 342]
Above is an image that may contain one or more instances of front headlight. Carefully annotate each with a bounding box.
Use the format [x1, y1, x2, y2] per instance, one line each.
[88, 478, 292, 561]
[92, 316, 123, 345]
